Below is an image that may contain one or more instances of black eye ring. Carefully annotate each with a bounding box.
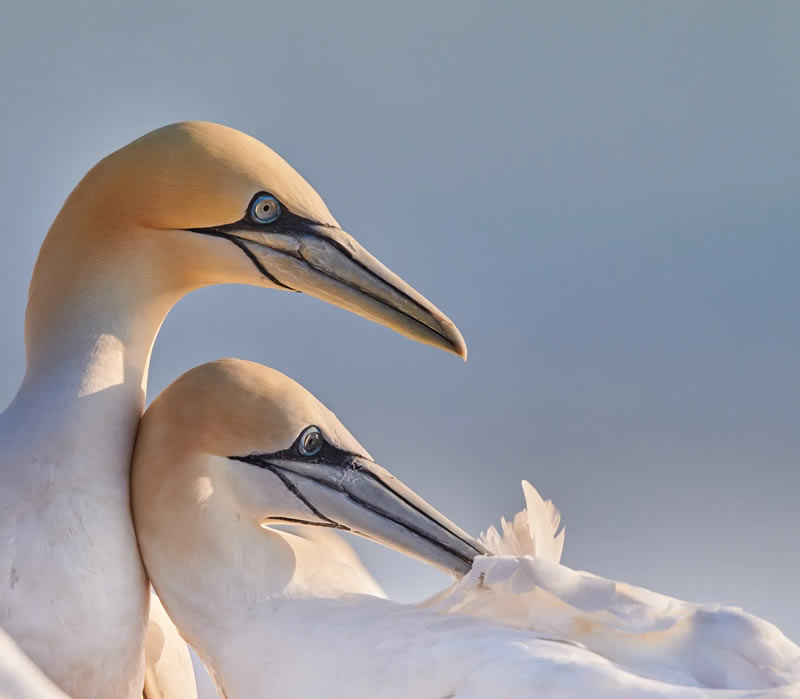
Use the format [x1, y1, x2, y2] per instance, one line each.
[249, 193, 282, 224]
[298, 425, 323, 457]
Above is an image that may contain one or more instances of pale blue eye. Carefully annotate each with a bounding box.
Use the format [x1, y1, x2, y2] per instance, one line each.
[298, 426, 323, 456]
[249, 194, 281, 224]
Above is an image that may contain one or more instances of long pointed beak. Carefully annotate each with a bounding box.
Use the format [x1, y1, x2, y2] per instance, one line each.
[253, 454, 485, 576]
[233, 223, 467, 359]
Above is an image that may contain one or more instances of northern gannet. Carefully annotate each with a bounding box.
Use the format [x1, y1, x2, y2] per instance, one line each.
[0, 122, 465, 698]
[132, 359, 800, 699]
[131, 359, 486, 698]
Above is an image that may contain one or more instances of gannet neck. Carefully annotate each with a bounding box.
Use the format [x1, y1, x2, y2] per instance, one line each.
[24, 265, 174, 400]
[139, 470, 383, 699]
[13, 219, 190, 485]
[134, 448, 372, 634]
[25, 207, 187, 384]
[134, 446, 385, 694]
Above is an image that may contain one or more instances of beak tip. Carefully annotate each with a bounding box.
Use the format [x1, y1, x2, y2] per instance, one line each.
[428, 309, 467, 361]
[445, 325, 468, 362]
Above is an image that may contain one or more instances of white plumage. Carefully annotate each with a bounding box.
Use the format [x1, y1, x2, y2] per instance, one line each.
[426, 482, 800, 696]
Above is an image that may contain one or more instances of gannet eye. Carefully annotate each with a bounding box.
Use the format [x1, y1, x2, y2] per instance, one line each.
[298, 426, 323, 457]
[249, 194, 281, 224]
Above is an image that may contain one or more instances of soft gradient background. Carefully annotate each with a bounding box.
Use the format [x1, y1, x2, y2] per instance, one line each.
[1, 1, 798, 671]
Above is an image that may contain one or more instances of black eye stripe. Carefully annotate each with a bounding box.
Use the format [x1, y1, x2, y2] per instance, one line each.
[184, 193, 333, 292]
[272, 426, 360, 465]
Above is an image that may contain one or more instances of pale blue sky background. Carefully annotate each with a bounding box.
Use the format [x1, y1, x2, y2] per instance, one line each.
[1, 0, 799, 644]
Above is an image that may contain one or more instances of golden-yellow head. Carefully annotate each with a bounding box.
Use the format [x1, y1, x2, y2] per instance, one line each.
[133, 359, 484, 578]
[37, 121, 466, 358]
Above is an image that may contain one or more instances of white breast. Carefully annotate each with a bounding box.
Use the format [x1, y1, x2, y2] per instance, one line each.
[0, 373, 149, 699]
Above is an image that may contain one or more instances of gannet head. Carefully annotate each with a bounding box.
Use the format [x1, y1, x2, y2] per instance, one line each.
[133, 358, 485, 576]
[38, 121, 466, 358]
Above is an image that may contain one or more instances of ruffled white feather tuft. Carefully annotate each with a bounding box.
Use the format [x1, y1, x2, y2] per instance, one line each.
[478, 481, 565, 563]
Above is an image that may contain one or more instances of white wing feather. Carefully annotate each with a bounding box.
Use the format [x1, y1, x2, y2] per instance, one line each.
[0, 629, 68, 698]
[422, 481, 800, 694]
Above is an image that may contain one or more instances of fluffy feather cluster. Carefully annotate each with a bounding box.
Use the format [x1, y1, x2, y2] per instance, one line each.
[478, 481, 565, 561]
